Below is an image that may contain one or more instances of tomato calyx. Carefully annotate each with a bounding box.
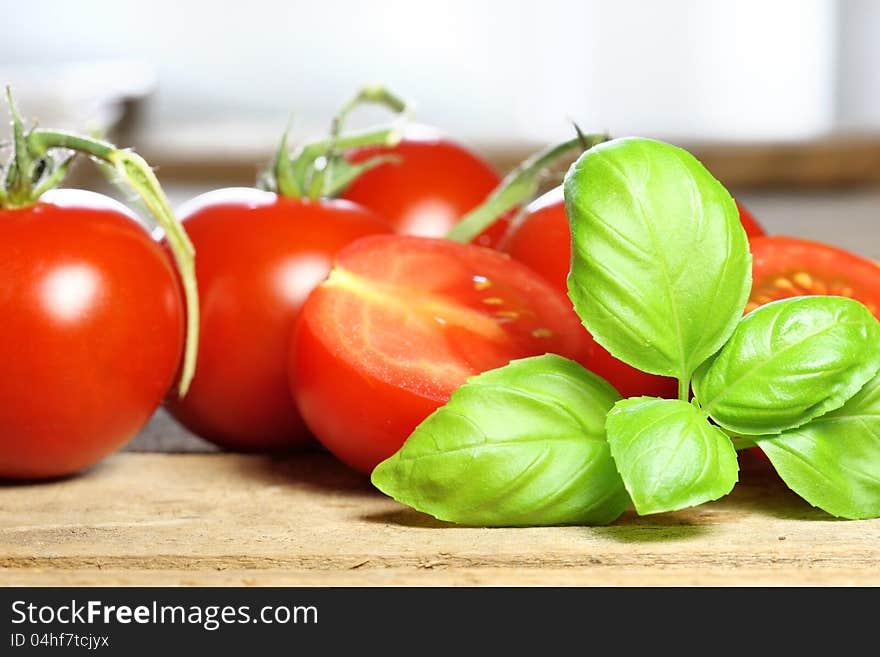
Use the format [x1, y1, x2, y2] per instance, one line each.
[259, 85, 412, 201]
[0, 88, 200, 397]
[0, 88, 78, 209]
[446, 127, 610, 244]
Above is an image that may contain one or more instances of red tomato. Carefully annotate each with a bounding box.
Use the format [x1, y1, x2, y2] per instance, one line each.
[499, 187, 677, 398]
[290, 234, 596, 473]
[0, 190, 184, 479]
[343, 125, 506, 246]
[165, 189, 389, 451]
[747, 236, 880, 317]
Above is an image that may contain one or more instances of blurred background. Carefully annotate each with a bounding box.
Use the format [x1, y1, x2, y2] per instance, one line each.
[3, 0, 878, 449]
[4, 0, 880, 190]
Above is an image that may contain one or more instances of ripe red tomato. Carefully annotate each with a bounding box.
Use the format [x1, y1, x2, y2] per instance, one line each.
[290, 234, 596, 474]
[165, 189, 389, 450]
[747, 236, 880, 317]
[499, 187, 677, 398]
[0, 190, 184, 479]
[342, 125, 507, 246]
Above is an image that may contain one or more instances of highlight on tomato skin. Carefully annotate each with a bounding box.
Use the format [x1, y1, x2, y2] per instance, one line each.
[164, 188, 390, 452]
[748, 235, 880, 318]
[289, 234, 597, 474]
[0, 190, 184, 480]
[342, 124, 508, 247]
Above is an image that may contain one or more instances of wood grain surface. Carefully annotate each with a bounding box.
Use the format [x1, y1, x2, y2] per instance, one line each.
[1, 452, 877, 586]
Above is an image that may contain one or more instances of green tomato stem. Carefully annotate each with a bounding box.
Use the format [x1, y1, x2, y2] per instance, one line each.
[4, 87, 36, 207]
[331, 84, 409, 137]
[28, 129, 199, 398]
[273, 129, 302, 198]
[30, 153, 75, 199]
[310, 85, 411, 200]
[446, 133, 609, 244]
[269, 85, 411, 200]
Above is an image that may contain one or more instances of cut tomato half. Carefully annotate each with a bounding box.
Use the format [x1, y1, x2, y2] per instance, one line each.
[748, 236, 880, 317]
[290, 234, 595, 473]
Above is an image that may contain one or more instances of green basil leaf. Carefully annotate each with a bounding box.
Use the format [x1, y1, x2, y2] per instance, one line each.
[605, 397, 738, 515]
[371, 354, 629, 526]
[693, 296, 880, 436]
[563, 137, 750, 381]
[758, 371, 880, 519]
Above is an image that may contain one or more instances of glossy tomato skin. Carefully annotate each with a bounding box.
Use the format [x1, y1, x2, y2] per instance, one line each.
[499, 187, 678, 399]
[165, 189, 389, 451]
[0, 190, 184, 479]
[343, 126, 506, 246]
[748, 235, 880, 317]
[291, 234, 596, 474]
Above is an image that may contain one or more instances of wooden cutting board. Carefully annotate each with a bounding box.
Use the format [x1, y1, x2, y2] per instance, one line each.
[1, 452, 877, 586]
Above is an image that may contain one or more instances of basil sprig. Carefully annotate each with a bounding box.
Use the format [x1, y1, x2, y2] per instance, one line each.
[372, 137, 880, 524]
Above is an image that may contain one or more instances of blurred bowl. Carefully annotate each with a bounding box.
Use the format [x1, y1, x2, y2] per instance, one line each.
[0, 60, 155, 141]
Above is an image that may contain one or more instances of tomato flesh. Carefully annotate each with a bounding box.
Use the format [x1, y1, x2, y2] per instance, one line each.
[748, 236, 880, 318]
[165, 189, 389, 451]
[0, 190, 183, 479]
[291, 234, 595, 473]
[343, 127, 506, 246]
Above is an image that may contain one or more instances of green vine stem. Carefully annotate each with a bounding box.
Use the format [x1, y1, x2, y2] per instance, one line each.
[17, 126, 199, 397]
[314, 84, 410, 198]
[446, 132, 610, 244]
[268, 85, 412, 200]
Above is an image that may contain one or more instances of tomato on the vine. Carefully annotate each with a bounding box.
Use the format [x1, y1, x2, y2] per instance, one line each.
[165, 189, 389, 450]
[1, 190, 184, 479]
[343, 126, 507, 246]
[290, 234, 596, 474]
[0, 92, 198, 480]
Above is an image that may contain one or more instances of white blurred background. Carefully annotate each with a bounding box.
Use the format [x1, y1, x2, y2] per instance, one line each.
[1, 0, 878, 144]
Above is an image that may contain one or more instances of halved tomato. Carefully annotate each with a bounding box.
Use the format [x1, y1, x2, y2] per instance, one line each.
[748, 236, 880, 317]
[290, 234, 596, 473]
